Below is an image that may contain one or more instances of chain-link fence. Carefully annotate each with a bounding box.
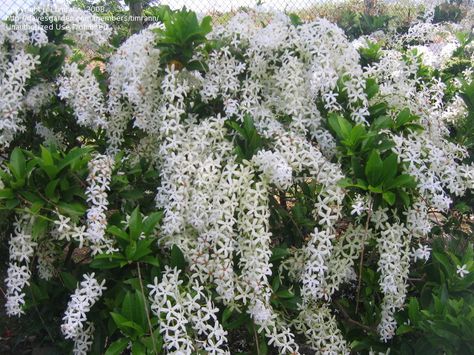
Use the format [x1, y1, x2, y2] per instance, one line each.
[0, 0, 472, 33]
[0, 0, 465, 20]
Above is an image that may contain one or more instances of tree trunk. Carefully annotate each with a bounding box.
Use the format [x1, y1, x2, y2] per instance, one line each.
[364, 0, 376, 15]
[129, 0, 143, 34]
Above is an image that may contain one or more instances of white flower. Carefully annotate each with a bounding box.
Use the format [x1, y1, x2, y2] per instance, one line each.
[85, 154, 115, 255]
[57, 63, 107, 130]
[249, 299, 272, 324]
[148, 267, 229, 354]
[350, 194, 366, 216]
[0, 51, 39, 147]
[253, 150, 293, 190]
[456, 264, 469, 278]
[61, 273, 106, 343]
[412, 244, 431, 262]
[5, 215, 35, 317]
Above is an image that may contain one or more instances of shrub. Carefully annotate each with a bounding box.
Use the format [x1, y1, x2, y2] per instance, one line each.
[1, 3, 473, 354]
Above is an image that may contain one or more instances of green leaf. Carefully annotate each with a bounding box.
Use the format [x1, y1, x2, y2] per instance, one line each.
[29, 200, 44, 214]
[222, 310, 249, 329]
[60, 272, 78, 291]
[121, 189, 144, 201]
[396, 324, 414, 335]
[40, 145, 54, 166]
[258, 335, 268, 355]
[104, 338, 129, 355]
[222, 307, 233, 323]
[351, 157, 365, 179]
[382, 191, 396, 205]
[142, 211, 163, 236]
[338, 178, 368, 190]
[30, 282, 49, 301]
[31, 217, 48, 237]
[58, 201, 86, 218]
[0, 188, 15, 199]
[141, 256, 160, 267]
[122, 291, 147, 331]
[365, 78, 379, 99]
[433, 251, 455, 275]
[371, 115, 393, 130]
[132, 239, 155, 261]
[129, 207, 143, 241]
[5, 198, 19, 209]
[171, 244, 186, 270]
[107, 225, 130, 242]
[20, 191, 42, 203]
[275, 289, 294, 299]
[347, 125, 366, 147]
[368, 185, 383, 193]
[90, 253, 126, 269]
[10, 148, 26, 180]
[350, 339, 373, 351]
[385, 174, 417, 190]
[396, 108, 418, 128]
[38, 163, 59, 179]
[132, 341, 146, 355]
[57, 147, 91, 171]
[381, 153, 398, 184]
[125, 241, 137, 260]
[110, 312, 145, 335]
[45, 179, 60, 199]
[365, 150, 383, 186]
[271, 276, 281, 292]
[328, 113, 352, 140]
[289, 13, 303, 26]
[398, 190, 411, 207]
[270, 247, 289, 262]
[408, 297, 420, 323]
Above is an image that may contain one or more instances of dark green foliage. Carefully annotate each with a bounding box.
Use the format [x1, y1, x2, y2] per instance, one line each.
[358, 40, 382, 67]
[154, 8, 212, 71]
[336, 11, 393, 40]
[226, 115, 267, 161]
[433, 2, 464, 24]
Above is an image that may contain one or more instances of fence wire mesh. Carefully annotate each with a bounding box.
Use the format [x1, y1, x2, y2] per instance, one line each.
[0, 0, 470, 21]
[0, 0, 472, 52]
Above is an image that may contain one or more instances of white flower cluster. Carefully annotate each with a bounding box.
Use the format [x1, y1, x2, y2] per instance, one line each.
[85, 154, 115, 255]
[5, 215, 36, 317]
[0, 51, 39, 147]
[53, 212, 88, 248]
[412, 243, 431, 263]
[24, 83, 55, 113]
[100, 10, 470, 351]
[105, 24, 163, 151]
[293, 304, 349, 354]
[377, 223, 411, 342]
[325, 225, 367, 297]
[400, 22, 460, 69]
[2, 6, 473, 353]
[301, 228, 334, 301]
[0, 4, 111, 147]
[253, 150, 293, 190]
[248, 298, 300, 354]
[57, 63, 107, 130]
[35, 122, 66, 149]
[392, 131, 472, 211]
[148, 267, 229, 354]
[36, 240, 58, 280]
[11, 5, 111, 49]
[61, 273, 106, 354]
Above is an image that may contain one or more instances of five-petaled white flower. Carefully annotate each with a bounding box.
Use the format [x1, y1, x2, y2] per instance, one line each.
[456, 264, 469, 278]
